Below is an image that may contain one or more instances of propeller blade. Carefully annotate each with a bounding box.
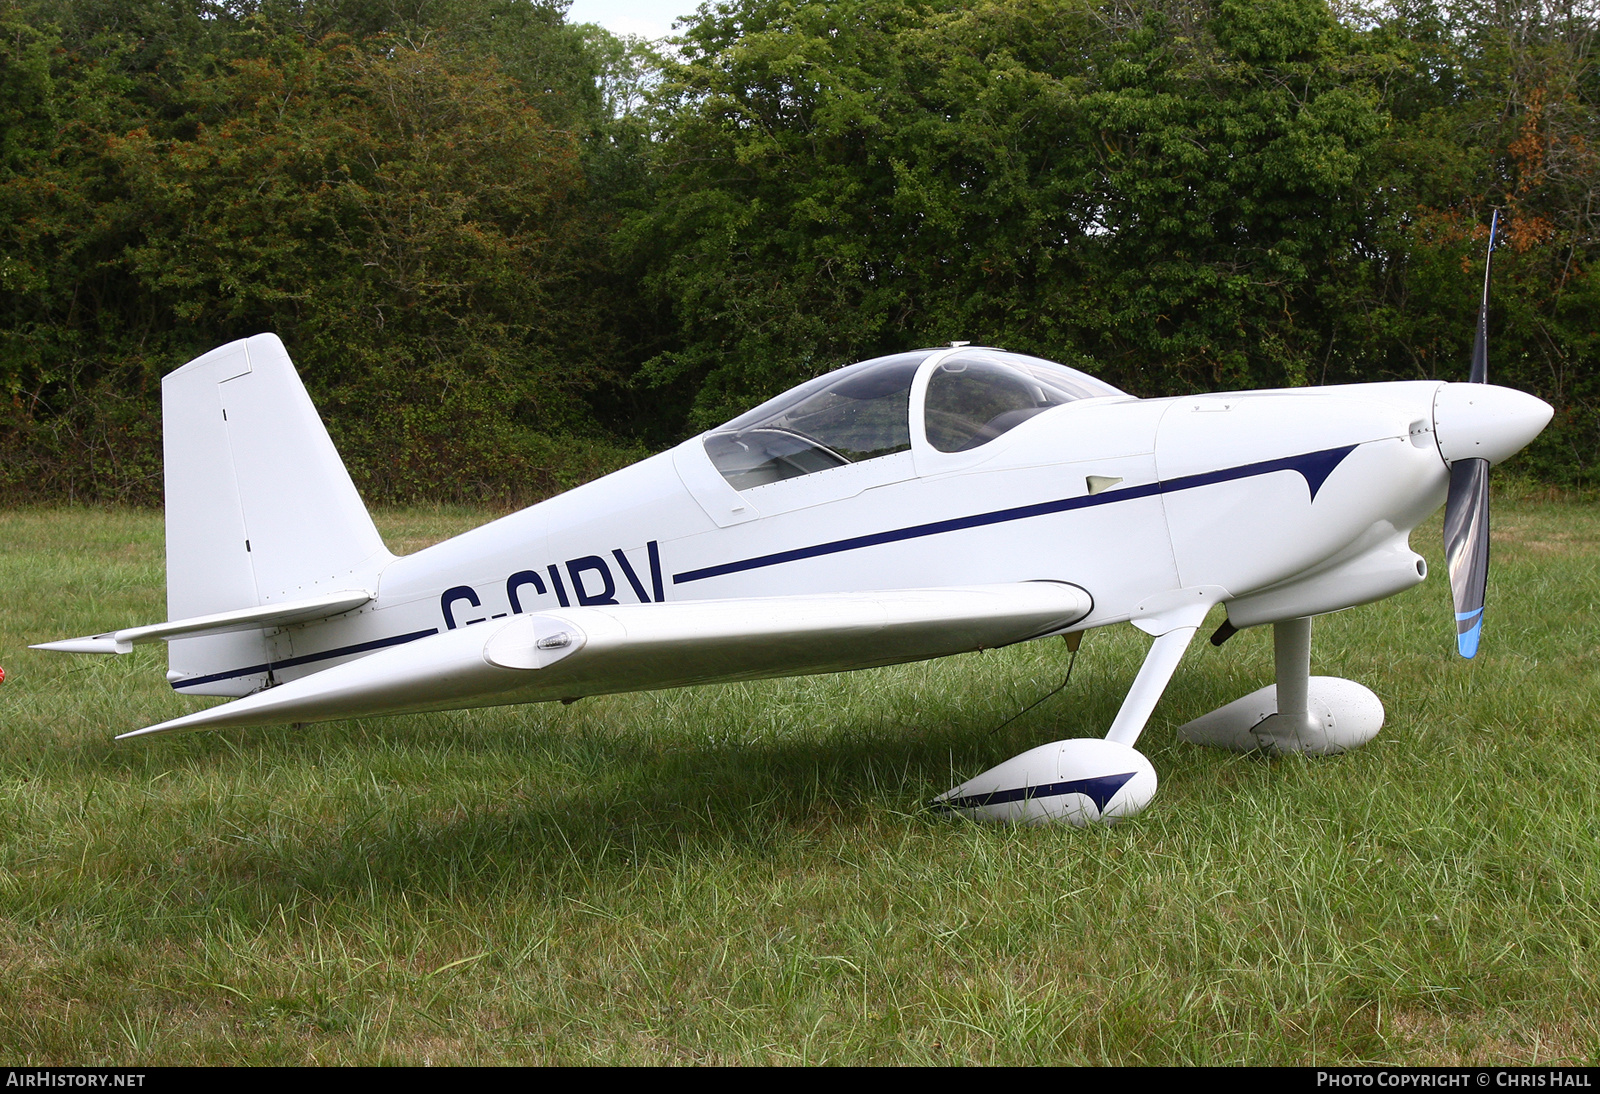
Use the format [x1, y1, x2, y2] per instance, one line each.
[1468, 209, 1497, 384]
[1444, 457, 1490, 657]
[1442, 210, 1498, 658]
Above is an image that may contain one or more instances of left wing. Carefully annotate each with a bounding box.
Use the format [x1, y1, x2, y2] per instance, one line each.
[120, 582, 1092, 738]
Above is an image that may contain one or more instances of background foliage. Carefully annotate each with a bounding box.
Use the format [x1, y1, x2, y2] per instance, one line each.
[2, 0, 1597, 501]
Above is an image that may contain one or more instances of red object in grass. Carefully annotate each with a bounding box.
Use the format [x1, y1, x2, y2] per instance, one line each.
[0, 666, 6, 684]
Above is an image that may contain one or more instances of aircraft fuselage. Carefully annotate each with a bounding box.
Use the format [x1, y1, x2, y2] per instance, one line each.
[176, 379, 1454, 701]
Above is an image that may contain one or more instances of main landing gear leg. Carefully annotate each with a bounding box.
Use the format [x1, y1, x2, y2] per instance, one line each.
[1104, 624, 1202, 746]
[937, 616, 1205, 827]
[1178, 616, 1384, 754]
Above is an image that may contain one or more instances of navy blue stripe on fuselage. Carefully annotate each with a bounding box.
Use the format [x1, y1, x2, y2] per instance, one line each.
[672, 444, 1358, 586]
[169, 627, 440, 690]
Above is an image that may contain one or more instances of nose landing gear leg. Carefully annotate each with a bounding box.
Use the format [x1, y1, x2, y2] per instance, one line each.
[1178, 616, 1384, 755]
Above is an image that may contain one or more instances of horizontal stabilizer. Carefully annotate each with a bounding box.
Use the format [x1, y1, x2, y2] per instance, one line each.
[120, 582, 1092, 738]
[33, 590, 373, 655]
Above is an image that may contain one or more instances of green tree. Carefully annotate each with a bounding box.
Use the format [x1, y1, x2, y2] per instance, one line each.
[628, 0, 1391, 429]
[0, 0, 639, 503]
[1335, 0, 1600, 482]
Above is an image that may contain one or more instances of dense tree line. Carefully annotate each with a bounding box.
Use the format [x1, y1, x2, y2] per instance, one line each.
[1, 0, 1596, 504]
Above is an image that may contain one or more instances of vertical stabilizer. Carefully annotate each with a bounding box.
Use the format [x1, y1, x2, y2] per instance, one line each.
[163, 334, 393, 694]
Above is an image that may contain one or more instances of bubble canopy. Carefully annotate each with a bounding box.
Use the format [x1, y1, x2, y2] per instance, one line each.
[704, 348, 1126, 491]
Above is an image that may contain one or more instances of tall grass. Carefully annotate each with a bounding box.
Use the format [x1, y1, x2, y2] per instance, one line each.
[0, 500, 1595, 1064]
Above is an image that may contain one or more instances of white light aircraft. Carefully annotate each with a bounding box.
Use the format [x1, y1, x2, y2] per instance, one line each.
[36, 224, 1552, 825]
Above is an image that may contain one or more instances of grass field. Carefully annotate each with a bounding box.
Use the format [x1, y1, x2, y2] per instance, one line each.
[0, 500, 1597, 1065]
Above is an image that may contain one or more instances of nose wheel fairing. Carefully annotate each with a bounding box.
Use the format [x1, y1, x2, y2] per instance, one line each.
[1178, 617, 1384, 755]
